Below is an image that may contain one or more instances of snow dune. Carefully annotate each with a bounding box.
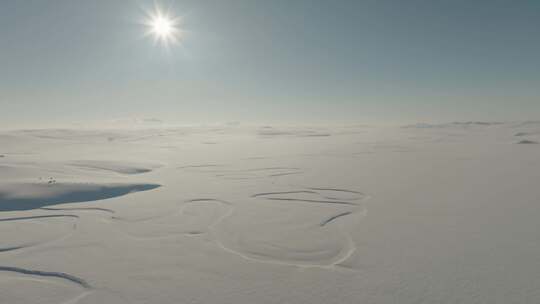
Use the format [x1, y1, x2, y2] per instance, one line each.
[0, 183, 160, 212]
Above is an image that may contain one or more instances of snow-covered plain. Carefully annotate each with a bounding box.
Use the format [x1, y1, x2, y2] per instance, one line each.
[1, 122, 540, 303]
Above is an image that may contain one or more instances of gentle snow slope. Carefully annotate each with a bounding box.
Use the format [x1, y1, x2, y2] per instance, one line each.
[1, 123, 540, 303]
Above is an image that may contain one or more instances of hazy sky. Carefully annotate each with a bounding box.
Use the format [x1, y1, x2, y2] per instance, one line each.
[1, 0, 539, 127]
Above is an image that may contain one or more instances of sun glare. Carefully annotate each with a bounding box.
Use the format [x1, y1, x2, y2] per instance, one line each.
[152, 16, 173, 38]
[142, 4, 183, 48]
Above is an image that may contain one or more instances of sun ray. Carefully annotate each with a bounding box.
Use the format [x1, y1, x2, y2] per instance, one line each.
[140, 2, 184, 49]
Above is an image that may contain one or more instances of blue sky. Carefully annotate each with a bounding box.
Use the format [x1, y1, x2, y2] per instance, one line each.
[1, 0, 539, 127]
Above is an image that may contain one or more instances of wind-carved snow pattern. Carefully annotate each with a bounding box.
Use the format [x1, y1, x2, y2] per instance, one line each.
[212, 187, 369, 268]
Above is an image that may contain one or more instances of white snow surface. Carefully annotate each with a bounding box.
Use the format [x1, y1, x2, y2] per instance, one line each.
[1, 123, 540, 303]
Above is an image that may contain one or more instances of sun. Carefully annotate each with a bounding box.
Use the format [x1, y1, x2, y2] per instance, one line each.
[152, 16, 174, 38]
[141, 4, 183, 48]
